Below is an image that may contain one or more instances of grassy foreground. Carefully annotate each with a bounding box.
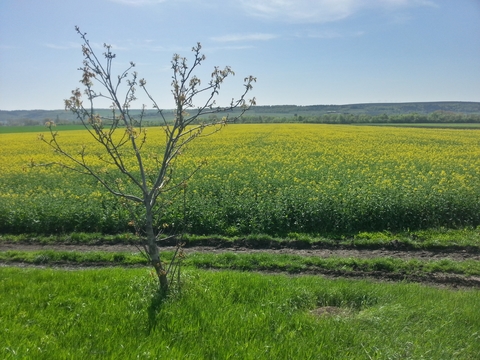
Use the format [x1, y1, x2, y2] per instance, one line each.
[1, 267, 479, 359]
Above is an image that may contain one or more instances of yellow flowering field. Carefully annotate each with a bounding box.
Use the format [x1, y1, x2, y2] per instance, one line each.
[1, 124, 479, 235]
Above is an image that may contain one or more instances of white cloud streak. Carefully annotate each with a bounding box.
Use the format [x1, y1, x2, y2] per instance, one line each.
[108, 0, 167, 5]
[44, 42, 80, 50]
[239, 0, 437, 23]
[305, 30, 365, 39]
[211, 33, 278, 42]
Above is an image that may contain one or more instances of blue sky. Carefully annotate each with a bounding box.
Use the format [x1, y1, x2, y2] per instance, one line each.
[0, 0, 479, 110]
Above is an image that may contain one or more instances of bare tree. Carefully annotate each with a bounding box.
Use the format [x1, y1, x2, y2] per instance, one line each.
[38, 26, 255, 292]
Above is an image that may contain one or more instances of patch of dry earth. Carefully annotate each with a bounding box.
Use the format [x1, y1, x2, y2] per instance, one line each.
[1, 243, 479, 288]
[1, 243, 478, 262]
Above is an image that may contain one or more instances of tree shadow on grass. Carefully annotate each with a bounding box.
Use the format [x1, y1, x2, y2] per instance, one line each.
[146, 289, 169, 335]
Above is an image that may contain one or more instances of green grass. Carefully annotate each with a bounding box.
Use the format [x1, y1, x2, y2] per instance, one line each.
[0, 232, 141, 245]
[186, 252, 480, 277]
[0, 249, 149, 266]
[2, 227, 480, 250]
[0, 124, 87, 133]
[366, 123, 480, 129]
[1, 250, 479, 277]
[1, 267, 479, 359]
[351, 227, 480, 249]
[3, 122, 480, 134]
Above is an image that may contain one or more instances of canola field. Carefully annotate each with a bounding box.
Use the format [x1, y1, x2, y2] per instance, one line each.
[1, 124, 480, 236]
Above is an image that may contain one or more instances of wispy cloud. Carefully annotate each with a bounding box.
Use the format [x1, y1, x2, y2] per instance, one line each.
[44, 42, 80, 50]
[211, 33, 277, 43]
[108, 0, 166, 5]
[239, 0, 358, 23]
[208, 45, 255, 52]
[99, 43, 130, 51]
[239, 0, 437, 23]
[306, 30, 343, 39]
[0, 44, 16, 50]
[306, 30, 366, 39]
[45, 41, 129, 51]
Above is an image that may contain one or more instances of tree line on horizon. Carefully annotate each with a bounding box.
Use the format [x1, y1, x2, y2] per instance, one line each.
[3, 105, 480, 127]
[227, 111, 480, 125]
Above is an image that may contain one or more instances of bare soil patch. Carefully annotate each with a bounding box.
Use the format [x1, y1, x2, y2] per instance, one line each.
[309, 306, 350, 317]
[1, 243, 479, 262]
[1, 243, 479, 289]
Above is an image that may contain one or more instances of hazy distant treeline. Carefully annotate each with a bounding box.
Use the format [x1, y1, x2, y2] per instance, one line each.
[3, 109, 480, 127]
[233, 111, 480, 124]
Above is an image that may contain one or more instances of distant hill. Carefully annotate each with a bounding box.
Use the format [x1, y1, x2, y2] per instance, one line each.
[1, 101, 480, 125]
[0, 109, 155, 125]
[247, 102, 480, 116]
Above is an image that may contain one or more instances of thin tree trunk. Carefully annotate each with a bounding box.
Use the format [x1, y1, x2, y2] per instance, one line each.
[145, 205, 168, 292]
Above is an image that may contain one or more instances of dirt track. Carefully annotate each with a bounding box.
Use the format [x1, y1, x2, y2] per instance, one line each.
[1, 243, 479, 261]
[2, 243, 479, 289]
